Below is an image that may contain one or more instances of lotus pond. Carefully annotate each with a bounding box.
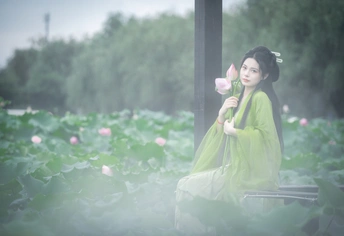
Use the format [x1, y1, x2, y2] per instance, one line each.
[0, 106, 344, 235]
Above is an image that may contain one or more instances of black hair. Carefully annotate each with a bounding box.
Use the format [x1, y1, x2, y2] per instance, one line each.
[233, 46, 284, 152]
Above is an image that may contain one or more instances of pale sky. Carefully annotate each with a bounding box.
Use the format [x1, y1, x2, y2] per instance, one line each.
[0, 0, 243, 68]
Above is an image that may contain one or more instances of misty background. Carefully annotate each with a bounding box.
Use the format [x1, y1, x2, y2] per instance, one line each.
[1, 0, 343, 119]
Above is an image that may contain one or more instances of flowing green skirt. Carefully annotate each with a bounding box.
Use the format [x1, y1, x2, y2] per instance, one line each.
[175, 166, 227, 234]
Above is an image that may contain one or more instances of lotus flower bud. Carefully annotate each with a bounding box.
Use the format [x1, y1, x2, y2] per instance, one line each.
[155, 137, 166, 146]
[226, 63, 238, 81]
[299, 118, 308, 126]
[31, 135, 42, 144]
[102, 165, 113, 176]
[98, 128, 111, 136]
[70, 136, 78, 145]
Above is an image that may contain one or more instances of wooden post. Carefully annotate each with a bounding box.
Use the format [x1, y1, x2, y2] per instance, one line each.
[194, 0, 222, 150]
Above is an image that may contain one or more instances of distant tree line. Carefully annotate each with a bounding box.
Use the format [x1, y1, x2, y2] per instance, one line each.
[0, 13, 194, 115]
[1, 0, 343, 119]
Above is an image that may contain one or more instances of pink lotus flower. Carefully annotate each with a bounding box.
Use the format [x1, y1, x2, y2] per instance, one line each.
[31, 135, 42, 144]
[98, 128, 111, 136]
[299, 118, 308, 126]
[226, 63, 238, 81]
[215, 64, 239, 95]
[215, 78, 232, 95]
[155, 137, 166, 146]
[102, 165, 113, 176]
[70, 136, 78, 145]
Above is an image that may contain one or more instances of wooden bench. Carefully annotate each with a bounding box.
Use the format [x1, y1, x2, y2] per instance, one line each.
[245, 185, 344, 201]
[245, 185, 321, 205]
[244, 185, 344, 234]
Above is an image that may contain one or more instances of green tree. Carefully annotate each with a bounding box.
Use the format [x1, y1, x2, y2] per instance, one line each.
[25, 39, 83, 114]
[3, 1, 343, 119]
[0, 48, 38, 108]
[222, 0, 344, 119]
[66, 12, 194, 114]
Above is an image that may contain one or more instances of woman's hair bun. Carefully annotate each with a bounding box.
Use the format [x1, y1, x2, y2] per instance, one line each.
[268, 52, 279, 82]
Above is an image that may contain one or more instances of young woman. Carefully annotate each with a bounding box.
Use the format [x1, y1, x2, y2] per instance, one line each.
[175, 46, 283, 232]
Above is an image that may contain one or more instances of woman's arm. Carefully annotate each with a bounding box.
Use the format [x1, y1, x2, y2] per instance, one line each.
[216, 96, 238, 133]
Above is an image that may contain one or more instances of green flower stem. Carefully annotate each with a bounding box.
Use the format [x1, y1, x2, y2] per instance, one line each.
[227, 79, 240, 121]
[222, 79, 240, 173]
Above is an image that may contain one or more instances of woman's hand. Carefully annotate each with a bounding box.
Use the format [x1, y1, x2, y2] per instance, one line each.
[218, 96, 239, 118]
[224, 118, 237, 137]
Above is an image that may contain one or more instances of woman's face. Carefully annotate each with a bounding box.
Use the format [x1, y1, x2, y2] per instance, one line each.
[240, 58, 264, 89]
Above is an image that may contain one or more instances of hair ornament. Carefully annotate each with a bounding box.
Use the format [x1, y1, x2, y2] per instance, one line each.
[271, 51, 280, 56]
[271, 51, 283, 63]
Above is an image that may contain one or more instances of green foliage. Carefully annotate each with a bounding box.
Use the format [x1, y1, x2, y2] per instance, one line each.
[66, 13, 194, 114]
[178, 187, 343, 235]
[0, 108, 344, 235]
[0, 49, 38, 108]
[0, 39, 83, 114]
[1, 1, 344, 119]
[26, 39, 83, 114]
[0, 109, 193, 235]
[280, 115, 344, 185]
[223, 0, 344, 119]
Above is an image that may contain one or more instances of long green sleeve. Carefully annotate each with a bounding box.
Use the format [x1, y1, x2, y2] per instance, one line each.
[191, 90, 282, 195]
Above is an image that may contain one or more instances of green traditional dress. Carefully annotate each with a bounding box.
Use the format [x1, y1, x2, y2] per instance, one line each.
[175, 90, 282, 233]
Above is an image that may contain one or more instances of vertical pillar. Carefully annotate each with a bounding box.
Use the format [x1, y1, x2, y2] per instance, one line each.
[194, 0, 222, 150]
